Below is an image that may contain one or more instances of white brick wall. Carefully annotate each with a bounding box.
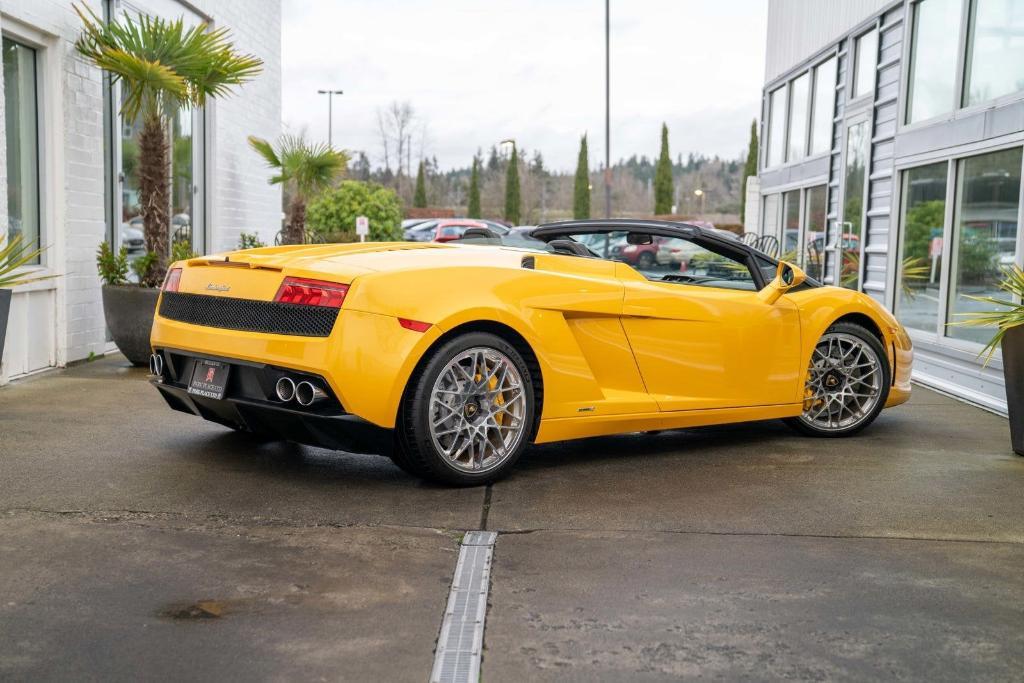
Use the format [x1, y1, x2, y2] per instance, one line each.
[0, 0, 282, 381]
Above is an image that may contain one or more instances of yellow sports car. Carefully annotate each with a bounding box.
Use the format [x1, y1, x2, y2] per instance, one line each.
[149, 220, 913, 485]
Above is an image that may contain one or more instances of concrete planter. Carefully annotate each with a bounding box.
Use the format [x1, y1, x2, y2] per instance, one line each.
[1002, 324, 1024, 456]
[0, 288, 11, 370]
[101, 285, 160, 366]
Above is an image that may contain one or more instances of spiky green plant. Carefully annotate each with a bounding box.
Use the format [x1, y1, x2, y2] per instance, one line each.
[0, 236, 52, 288]
[74, 4, 262, 284]
[248, 135, 348, 245]
[951, 264, 1024, 361]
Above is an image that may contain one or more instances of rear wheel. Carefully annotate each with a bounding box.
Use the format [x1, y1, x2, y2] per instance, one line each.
[785, 322, 890, 437]
[396, 332, 535, 485]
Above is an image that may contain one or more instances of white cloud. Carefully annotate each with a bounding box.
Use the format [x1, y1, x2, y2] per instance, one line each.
[282, 0, 767, 172]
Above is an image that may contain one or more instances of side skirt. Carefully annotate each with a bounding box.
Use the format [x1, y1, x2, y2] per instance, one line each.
[533, 403, 803, 443]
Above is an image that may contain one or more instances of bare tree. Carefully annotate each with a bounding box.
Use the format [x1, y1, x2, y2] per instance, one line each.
[376, 101, 415, 193]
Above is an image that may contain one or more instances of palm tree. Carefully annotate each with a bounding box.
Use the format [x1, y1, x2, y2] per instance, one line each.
[74, 5, 262, 284]
[247, 135, 348, 245]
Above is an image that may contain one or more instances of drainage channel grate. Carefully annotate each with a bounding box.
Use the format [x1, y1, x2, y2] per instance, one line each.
[430, 530, 497, 683]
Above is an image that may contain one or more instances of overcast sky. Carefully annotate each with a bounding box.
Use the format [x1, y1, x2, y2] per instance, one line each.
[281, 1, 767, 173]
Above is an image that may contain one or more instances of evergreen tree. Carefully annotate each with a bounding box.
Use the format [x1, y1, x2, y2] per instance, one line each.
[573, 134, 591, 219]
[654, 123, 673, 215]
[467, 157, 481, 218]
[413, 160, 427, 208]
[486, 145, 501, 172]
[740, 119, 759, 223]
[504, 143, 521, 225]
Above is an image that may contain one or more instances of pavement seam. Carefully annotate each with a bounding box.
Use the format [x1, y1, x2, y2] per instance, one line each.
[4, 508, 1021, 545]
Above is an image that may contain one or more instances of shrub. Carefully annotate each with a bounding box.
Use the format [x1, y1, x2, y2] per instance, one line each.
[96, 242, 129, 286]
[307, 181, 403, 241]
[171, 241, 198, 263]
[239, 232, 266, 250]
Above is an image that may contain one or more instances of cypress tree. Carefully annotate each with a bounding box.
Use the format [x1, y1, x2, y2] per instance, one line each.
[573, 134, 590, 219]
[467, 157, 481, 218]
[740, 119, 759, 223]
[413, 160, 427, 208]
[654, 123, 673, 215]
[504, 144, 521, 225]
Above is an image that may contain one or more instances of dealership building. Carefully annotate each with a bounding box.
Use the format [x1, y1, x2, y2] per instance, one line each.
[746, 0, 1024, 414]
[1, 0, 281, 383]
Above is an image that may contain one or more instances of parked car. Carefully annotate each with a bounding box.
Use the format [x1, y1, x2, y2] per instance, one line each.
[151, 218, 913, 485]
[433, 220, 491, 243]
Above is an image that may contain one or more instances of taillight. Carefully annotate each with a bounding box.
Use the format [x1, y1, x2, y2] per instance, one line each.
[274, 277, 349, 308]
[163, 268, 182, 292]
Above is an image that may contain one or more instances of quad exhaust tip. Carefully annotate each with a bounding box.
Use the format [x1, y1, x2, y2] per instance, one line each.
[149, 353, 164, 377]
[295, 381, 327, 407]
[275, 376, 296, 402]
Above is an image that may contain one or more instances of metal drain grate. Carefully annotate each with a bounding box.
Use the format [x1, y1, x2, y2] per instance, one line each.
[430, 531, 497, 683]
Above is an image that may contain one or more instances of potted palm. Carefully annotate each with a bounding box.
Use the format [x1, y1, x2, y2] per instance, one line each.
[247, 135, 347, 245]
[74, 5, 261, 360]
[1, 236, 51, 369]
[956, 265, 1024, 455]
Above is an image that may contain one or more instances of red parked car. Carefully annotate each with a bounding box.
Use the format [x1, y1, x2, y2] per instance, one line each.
[432, 220, 491, 243]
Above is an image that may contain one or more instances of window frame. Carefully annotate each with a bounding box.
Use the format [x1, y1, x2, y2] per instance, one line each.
[765, 84, 788, 170]
[809, 54, 838, 157]
[2, 36, 42, 266]
[762, 50, 838, 171]
[1, 19, 57, 285]
[892, 142, 1024, 358]
[851, 26, 879, 103]
[836, 112, 872, 292]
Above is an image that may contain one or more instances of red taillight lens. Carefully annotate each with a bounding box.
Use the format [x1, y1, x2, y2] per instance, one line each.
[163, 268, 182, 292]
[274, 277, 349, 308]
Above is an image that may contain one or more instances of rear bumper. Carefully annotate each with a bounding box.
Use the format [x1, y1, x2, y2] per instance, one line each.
[150, 349, 392, 455]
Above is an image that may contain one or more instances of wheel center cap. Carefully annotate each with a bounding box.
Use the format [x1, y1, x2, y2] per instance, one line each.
[824, 370, 842, 389]
[464, 402, 478, 418]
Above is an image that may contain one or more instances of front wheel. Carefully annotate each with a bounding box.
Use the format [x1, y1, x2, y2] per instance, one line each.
[395, 332, 535, 485]
[785, 322, 891, 437]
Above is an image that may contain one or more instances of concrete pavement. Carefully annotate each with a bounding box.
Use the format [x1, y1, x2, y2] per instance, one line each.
[1, 356, 1022, 681]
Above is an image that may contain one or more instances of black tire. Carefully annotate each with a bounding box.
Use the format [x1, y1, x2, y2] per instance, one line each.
[395, 332, 535, 486]
[784, 321, 891, 437]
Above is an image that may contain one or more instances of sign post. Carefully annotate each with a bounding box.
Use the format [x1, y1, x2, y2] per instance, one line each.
[356, 215, 369, 243]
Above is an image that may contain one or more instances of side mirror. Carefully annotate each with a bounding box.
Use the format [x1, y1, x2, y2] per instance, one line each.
[758, 260, 807, 304]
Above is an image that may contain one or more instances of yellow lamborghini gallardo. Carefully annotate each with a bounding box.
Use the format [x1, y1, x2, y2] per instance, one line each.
[149, 220, 913, 485]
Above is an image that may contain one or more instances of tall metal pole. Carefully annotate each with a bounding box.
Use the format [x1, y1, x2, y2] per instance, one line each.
[317, 89, 343, 148]
[604, 0, 611, 218]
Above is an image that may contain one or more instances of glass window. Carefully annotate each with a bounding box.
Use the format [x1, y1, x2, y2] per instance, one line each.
[762, 193, 780, 241]
[964, 0, 1024, 107]
[172, 107, 195, 249]
[842, 121, 869, 290]
[804, 185, 828, 280]
[787, 73, 809, 162]
[783, 190, 801, 257]
[897, 162, 948, 333]
[810, 56, 837, 155]
[907, 0, 962, 123]
[853, 28, 878, 99]
[947, 147, 1022, 343]
[766, 86, 787, 168]
[2, 38, 40, 264]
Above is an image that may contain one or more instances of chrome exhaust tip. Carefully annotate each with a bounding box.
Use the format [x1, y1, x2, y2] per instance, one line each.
[295, 381, 327, 407]
[275, 376, 297, 402]
[149, 353, 164, 377]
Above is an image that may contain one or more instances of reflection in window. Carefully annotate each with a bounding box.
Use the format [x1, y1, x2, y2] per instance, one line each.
[897, 163, 948, 333]
[948, 148, 1022, 343]
[767, 86, 786, 168]
[3, 38, 40, 264]
[804, 185, 827, 280]
[964, 0, 1024, 106]
[787, 73, 809, 162]
[853, 28, 878, 99]
[810, 56, 837, 155]
[842, 122, 868, 290]
[907, 0, 962, 123]
[172, 108, 194, 248]
[783, 190, 800, 258]
[762, 193, 780, 241]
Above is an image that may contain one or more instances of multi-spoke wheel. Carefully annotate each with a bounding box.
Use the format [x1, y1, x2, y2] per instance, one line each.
[785, 322, 891, 437]
[395, 332, 535, 485]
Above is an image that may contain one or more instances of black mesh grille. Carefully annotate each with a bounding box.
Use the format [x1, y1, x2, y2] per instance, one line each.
[159, 292, 339, 337]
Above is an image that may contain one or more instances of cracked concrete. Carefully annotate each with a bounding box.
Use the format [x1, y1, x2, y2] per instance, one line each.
[1, 355, 1023, 681]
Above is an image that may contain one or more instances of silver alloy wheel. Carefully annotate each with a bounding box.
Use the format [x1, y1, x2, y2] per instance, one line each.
[428, 346, 528, 473]
[798, 331, 883, 432]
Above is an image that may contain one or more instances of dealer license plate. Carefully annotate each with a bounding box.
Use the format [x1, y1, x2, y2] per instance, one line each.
[187, 359, 230, 400]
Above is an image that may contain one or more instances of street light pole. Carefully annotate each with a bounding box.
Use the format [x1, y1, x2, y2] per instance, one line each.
[317, 89, 343, 148]
[604, 0, 611, 218]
